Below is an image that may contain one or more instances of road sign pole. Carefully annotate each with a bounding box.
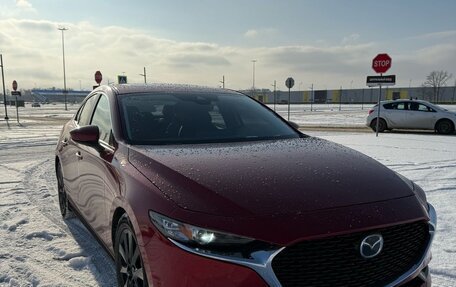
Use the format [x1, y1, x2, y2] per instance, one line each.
[370, 53, 392, 137]
[285, 77, 294, 121]
[375, 74, 383, 137]
[1, 54, 9, 120]
[15, 94, 19, 123]
[288, 87, 291, 121]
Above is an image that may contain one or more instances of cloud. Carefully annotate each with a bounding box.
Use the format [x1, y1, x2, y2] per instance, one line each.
[16, 0, 33, 9]
[409, 30, 456, 41]
[0, 18, 454, 90]
[342, 33, 360, 45]
[244, 29, 258, 38]
[244, 28, 277, 39]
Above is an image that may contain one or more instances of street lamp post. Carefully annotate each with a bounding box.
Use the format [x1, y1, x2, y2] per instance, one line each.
[58, 27, 68, 111]
[251, 60, 257, 97]
[0, 54, 8, 120]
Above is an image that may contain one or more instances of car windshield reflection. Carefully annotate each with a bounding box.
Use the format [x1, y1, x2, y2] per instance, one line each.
[119, 92, 300, 145]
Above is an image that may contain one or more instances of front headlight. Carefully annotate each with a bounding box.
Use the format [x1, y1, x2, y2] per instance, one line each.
[150, 211, 284, 287]
[149, 211, 254, 247]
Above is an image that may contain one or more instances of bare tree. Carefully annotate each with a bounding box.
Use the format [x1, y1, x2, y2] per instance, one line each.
[422, 70, 452, 103]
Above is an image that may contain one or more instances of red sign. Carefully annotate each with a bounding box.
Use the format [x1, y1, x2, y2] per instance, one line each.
[95, 71, 102, 84]
[372, 54, 392, 74]
[12, 80, 17, 91]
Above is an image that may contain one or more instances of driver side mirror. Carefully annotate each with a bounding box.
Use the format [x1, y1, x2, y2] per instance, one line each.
[70, 125, 100, 144]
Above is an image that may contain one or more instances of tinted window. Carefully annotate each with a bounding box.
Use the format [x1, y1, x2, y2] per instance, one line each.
[91, 95, 113, 145]
[383, 102, 407, 110]
[418, 104, 433, 112]
[78, 95, 100, 126]
[383, 103, 393, 109]
[410, 102, 419, 111]
[119, 92, 300, 144]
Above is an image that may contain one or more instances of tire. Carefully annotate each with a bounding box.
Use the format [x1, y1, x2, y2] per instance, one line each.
[370, 118, 387, 133]
[115, 215, 148, 287]
[56, 162, 74, 219]
[436, 120, 454, 135]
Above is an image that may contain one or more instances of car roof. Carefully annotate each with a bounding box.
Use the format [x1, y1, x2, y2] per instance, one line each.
[381, 99, 432, 104]
[98, 83, 239, 96]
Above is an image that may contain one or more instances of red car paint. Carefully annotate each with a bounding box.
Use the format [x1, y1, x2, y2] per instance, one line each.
[56, 84, 434, 287]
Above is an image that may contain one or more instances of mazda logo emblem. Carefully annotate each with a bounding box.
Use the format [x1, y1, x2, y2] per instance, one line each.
[360, 234, 383, 259]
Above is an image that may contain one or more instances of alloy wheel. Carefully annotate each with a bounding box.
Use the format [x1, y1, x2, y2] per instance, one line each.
[117, 226, 146, 287]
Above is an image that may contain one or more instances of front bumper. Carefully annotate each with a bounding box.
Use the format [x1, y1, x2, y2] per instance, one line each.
[143, 203, 436, 287]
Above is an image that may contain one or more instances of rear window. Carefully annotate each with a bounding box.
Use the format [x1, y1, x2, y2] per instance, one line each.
[119, 92, 300, 145]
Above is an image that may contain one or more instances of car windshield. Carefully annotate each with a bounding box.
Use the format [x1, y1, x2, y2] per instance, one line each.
[119, 92, 300, 145]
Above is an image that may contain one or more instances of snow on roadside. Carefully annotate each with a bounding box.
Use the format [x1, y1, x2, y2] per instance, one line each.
[0, 149, 116, 286]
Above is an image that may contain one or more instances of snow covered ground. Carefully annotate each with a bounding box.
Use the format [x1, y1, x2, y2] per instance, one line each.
[0, 103, 455, 286]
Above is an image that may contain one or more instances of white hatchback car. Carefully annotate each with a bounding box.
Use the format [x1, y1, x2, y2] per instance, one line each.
[366, 99, 456, 134]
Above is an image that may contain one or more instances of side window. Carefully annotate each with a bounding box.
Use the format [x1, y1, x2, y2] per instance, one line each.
[419, 104, 433, 112]
[78, 95, 100, 126]
[410, 102, 419, 111]
[396, 103, 406, 110]
[383, 103, 393, 109]
[74, 103, 85, 122]
[91, 95, 113, 145]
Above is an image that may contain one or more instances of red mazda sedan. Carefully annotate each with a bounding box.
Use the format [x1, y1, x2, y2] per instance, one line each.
[55, 84, 436, 287]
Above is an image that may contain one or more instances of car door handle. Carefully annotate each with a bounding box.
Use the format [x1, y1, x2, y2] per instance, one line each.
[61, 139, 68, 147]
[76, 151, 83, 160]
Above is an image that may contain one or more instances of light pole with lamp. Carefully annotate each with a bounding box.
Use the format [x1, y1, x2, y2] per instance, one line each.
[58, 27, 68, 111]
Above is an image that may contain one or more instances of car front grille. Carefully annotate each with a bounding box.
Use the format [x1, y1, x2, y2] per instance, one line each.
[271, 221, 430, 287]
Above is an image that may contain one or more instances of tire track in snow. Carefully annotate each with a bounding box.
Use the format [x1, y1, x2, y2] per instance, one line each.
[22, 158, 117, 286]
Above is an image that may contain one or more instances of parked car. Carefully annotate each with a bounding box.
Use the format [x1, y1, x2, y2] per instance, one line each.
[56, 84, 436, 287]
[367, 99, 456, 134]
[31, 102, 41, 107]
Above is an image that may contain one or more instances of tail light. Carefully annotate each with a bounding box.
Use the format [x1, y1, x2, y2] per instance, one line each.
[368, 109, 374, 115]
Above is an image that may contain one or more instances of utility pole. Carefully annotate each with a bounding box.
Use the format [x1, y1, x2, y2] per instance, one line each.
[220, 75, 225, 88]
[0, 54, 8, 120]
[139, 67, 147, 83]
[272, 80, 276, 111]
[310, 83, 314, 112]
[453, 80, 456, 104]
[251, 60, 257, 97]
[361, 88, 365, 110]
[339, 86, 342, 111]
[58, 27, 68, 111]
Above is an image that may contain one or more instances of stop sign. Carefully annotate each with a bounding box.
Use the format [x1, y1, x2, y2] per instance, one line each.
[285, 77, 295, 89]
[372, 53, 392, 74]
[12, 80, 17, 91]
[95, 71, 102, 84]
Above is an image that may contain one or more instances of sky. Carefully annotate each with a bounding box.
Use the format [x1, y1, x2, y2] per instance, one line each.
[0, 0, 455, 91]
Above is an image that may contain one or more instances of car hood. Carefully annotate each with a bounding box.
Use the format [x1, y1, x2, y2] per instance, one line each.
[129, 137, 414, 217]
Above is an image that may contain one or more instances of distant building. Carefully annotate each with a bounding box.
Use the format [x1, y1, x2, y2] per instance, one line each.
[31, 89, 90, 103]
[240, 86, 456, 104]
